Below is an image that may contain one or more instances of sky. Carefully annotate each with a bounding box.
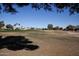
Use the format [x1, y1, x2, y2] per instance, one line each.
[0, 5, 79, 28]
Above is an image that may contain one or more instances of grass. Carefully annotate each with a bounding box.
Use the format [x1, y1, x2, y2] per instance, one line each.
[0, 29, 38, 32]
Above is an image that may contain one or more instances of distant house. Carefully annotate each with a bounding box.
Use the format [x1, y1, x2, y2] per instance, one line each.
[1, 26, 6, 29]
[25, 27, 31, 30]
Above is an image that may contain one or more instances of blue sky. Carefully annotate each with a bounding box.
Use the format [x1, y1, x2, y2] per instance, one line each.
[0, 5, 79, 28]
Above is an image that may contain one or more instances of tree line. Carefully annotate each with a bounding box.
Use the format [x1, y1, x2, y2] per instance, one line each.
[0, 21, 79, 32]
[47, 24, 79, 32]
[0, 21, 20, 30]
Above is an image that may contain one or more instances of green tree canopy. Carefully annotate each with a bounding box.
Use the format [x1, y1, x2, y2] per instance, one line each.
[47, 24, 53, 30]
[66, 25, 75, 31]
[6, 24, 13, 30]
[0, 3, 79, 15]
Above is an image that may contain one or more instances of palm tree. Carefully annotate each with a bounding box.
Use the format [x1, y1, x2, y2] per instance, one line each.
[13, 23, 20, 30]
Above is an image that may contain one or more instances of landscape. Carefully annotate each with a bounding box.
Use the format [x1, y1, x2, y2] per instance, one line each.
[0, 3, 79, 56]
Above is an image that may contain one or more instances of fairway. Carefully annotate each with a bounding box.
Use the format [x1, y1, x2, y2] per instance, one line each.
[0, 30, 79, 56]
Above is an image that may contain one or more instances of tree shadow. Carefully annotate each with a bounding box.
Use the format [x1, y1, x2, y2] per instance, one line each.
[0, 36, 39, 51]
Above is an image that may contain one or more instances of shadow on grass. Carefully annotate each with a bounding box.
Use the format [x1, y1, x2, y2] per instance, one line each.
[0, 36, 39, 51]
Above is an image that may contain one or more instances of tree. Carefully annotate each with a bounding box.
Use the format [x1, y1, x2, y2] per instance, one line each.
[14, 23, 20, 26]
[66, 25, 75, 31]
[0, 21, 5, 29]
[0, 3, 79, 15]
[30, 27, 35, 30]
[15, 27, 20, 30]
[53, 26, 62, 30]
[55, 26, 60, 30]
[75, 25, 79, 31]
[42, 28, 47, 30]
[47, 24, 53, 30]
[59, 27, 63, 30]
[6, 24, 13, 30]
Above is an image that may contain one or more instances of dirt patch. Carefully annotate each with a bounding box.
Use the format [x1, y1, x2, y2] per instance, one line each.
[0, 30, 79, 56]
